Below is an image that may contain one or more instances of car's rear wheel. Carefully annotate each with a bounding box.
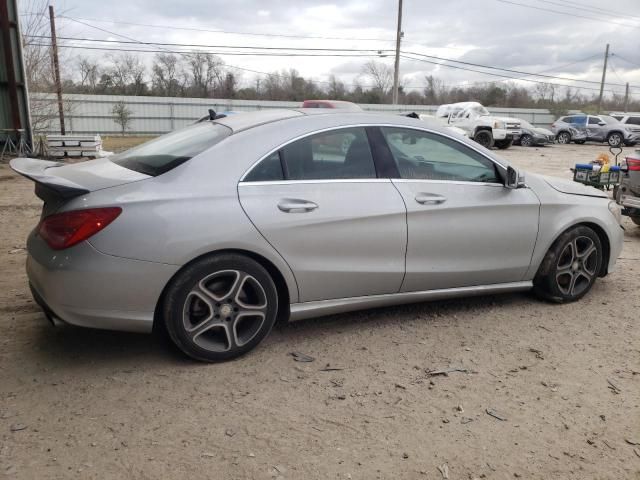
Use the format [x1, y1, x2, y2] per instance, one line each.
[474, 130, 494, 148]
[607, 132, 623, 147]
[163, 254, 278, 362]
[520, 134, 533, 147]
[533, 226, 602, 303]
[557, 131, 571, 144]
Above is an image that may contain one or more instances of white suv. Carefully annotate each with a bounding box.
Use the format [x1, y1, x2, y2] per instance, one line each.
[610, 113, 640, 136]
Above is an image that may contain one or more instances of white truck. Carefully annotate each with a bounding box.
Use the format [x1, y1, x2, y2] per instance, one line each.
[435, 102, 522, 149]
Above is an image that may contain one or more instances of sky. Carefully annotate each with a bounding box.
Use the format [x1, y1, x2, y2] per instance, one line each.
[21, 0, 640, 98]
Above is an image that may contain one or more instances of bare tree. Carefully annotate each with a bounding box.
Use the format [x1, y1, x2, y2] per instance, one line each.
[186, 52, 225, 97]
[112, 100, 133, 135]
[327, 75, 347, 99]
[362, 61, 394, 99]
[152, 53, 185, 96]
[77, 56, 100, 92]
[106, 54, 146, 95]
[423, 75, 448, 104]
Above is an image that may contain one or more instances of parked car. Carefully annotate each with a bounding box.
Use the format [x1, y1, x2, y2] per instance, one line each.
[11, 109, 623, 362]
[551, 114, 638, 147]
[550, 116, 588, 144]
[514, 120, 555, 147]
[301, 99, 362, 111]
[436, 102, 521, 149]
[609, 112, 640, 136]
[615, 148, 640, 226]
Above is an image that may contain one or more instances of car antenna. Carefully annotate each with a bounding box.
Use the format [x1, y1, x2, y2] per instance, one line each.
[208, 109, 216, 120]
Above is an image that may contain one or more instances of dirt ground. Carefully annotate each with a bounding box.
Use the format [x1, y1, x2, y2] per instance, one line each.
[1, 143, 639, 480]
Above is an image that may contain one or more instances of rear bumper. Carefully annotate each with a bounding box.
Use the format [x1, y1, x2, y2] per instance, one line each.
[26, 231, 179, 333]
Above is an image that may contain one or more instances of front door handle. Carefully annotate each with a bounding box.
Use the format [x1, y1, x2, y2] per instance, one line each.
[415, 193, 447, 205]
[278, 199, 318, 213]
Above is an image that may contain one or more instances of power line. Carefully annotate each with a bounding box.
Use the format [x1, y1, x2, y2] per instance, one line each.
[538, 0, 640, 21]
[399, 53, 629, 94]
[27, 42, 388, 58]
[614, 54, 640, 69]
[494, 0, 640, 29]
[25, 35, 394, 54]
[27, 33, 627, 88]
[20, 12, 394, 43]
[403, 50, 630, 87]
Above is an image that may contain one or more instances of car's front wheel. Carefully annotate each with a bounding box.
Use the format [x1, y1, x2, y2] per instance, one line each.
[163, 254, 279, 362]
[474, 130, 494, 148]
[607, 132, 623, 147]
[533, 226, 602, 303]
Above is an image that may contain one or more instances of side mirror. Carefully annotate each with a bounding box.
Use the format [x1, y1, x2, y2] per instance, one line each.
[505, 166, 525, 189]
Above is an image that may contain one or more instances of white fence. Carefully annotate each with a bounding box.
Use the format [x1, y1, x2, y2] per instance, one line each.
[31, 93, 558, 135]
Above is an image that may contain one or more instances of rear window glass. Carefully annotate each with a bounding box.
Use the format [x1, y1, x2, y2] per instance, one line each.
[110, 122, 231, 176]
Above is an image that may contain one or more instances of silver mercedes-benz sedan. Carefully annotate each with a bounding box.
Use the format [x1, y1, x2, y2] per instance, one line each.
[11, 110, 624, 362]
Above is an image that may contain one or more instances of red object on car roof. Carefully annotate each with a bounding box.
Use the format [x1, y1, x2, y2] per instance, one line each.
[301, 100, 362, 111]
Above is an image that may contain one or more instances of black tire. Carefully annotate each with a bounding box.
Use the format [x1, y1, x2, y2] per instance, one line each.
[631, 217, 640, 227]
[520, 134, 533, 147]
[574, 140, 586, 145]
[474, 130, 494, 149]
[163, 253, 279, 362]
[607, 132, 623, 147]
[495, 138, 513, 149]
[533, 226, 603, 303]
[557, 131, 571, 144]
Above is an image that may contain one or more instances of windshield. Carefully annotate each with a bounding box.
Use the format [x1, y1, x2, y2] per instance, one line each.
[470, 105, 490, 116]
[110, 122, 232, 176]
[520, 120, 533, 129]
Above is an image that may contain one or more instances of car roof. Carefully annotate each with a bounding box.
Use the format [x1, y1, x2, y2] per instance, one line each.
[213, 108, 446, 134]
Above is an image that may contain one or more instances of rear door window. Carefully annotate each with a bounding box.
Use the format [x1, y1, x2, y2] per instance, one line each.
[111, 122, 232, 176]
[627, 116, 640, 125]
[281, 128, 377, 180]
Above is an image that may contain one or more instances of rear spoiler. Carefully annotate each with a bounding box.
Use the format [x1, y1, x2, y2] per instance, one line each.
[10, 157, 90, 200]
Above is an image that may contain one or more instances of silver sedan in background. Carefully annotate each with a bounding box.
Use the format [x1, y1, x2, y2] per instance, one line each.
[11, 110, 624, 362]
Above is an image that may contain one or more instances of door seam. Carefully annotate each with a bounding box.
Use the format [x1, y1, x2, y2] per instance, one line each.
[390, 179, 409, 293]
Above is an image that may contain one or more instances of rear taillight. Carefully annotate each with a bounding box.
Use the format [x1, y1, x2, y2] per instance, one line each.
[38, 207, 122, 250]
[626, 158, 640, 171]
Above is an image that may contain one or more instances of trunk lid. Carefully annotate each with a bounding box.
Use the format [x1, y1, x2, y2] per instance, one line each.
[10, 157, 149, 214]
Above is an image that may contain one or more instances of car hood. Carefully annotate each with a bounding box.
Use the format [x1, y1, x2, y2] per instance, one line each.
[537, 174, 607, 198]
[493, 116, 521, 124]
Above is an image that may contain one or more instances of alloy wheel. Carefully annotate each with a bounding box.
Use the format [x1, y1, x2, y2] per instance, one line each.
[608, 133, 622, 147]
[557, 132, 571, 144]
[555, 236, 598, 297]
[521, 135, 533, 147]
[182, 270, 268, 352]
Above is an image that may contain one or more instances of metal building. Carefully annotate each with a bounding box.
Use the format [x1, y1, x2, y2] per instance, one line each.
[0, 0, 31, 155]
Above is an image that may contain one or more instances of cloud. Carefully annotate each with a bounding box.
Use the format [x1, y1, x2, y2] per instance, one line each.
[51, 0, 640, 95]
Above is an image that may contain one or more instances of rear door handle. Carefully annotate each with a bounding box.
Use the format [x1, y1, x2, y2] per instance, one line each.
[277, 199, 318, 213]
[415, 193, 447, 205]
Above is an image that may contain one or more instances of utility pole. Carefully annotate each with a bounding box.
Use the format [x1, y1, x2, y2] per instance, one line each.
[392, 0, 403, 105]
[624, 82, 630, 112]
[49, 5, 65, 135]
[596, 43, 609, 114]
